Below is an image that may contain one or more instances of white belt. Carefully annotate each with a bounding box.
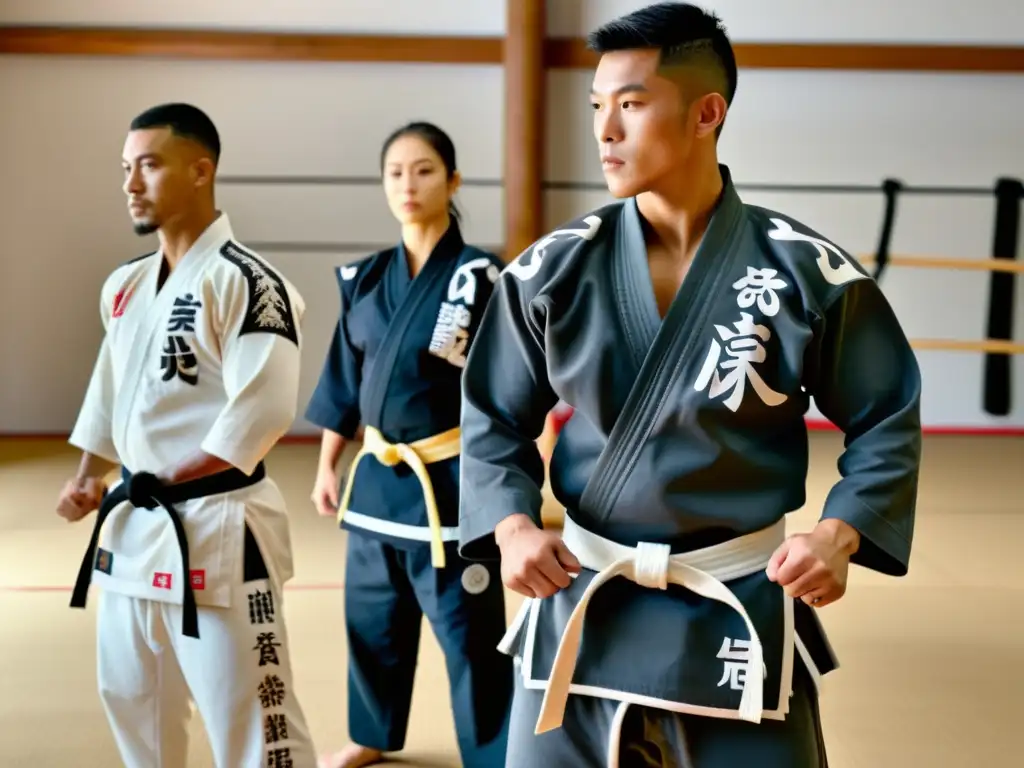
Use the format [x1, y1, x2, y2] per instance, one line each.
[532, 515, 785, 735]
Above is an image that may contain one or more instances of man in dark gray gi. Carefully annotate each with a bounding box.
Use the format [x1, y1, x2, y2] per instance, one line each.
[457, 3, 922, 766]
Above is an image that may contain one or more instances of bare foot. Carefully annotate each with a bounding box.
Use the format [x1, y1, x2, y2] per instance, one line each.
[317, 744, 385, 768]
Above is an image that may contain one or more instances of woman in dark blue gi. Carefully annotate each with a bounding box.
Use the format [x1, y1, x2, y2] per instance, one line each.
[306, 122, 512, 768]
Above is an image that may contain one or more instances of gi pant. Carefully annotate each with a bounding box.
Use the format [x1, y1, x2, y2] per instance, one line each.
[344, 532, 513, 767]
[505, 659, 828, 768]
[96, 527, 317, 768]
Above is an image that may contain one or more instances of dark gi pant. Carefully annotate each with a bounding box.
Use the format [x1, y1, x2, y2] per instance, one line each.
[343, 533, 513, 767]
[505, 658, 828, 768]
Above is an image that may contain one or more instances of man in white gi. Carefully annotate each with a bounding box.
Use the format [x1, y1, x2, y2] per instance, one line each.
[56, 102, 318, 768]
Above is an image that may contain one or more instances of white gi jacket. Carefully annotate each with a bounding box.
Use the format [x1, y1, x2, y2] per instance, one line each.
[69, 213, 304, 610]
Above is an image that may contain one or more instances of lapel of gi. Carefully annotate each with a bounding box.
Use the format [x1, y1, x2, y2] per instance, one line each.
[360, 224, 463, 429]
[578, 170, 748, 523]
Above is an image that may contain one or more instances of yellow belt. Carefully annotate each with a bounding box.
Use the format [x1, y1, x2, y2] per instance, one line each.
[337, 425, 462, 568]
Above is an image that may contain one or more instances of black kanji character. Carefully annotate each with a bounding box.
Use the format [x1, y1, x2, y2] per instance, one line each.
[167, 293, 203, 333]
[253, 632, 282, 666]
[248, 589, 276, 625]
[159, 336, 199, 385]
[266, 747, 292, 768]
[258, 674, 286, 709]
[264, 712, 289, 744]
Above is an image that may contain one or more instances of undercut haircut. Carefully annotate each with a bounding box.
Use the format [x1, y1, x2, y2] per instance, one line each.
[129, 102, 222, 164]
[587, 2, 737, 136]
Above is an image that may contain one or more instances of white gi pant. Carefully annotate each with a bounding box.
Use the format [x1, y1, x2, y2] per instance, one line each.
[96, 576, 316, 767]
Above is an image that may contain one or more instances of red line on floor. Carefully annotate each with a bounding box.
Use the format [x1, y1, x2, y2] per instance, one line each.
[804, 419, 1024, 436]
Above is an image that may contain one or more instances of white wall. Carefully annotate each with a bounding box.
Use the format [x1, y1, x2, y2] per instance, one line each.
[0, 0, 506, 35]
[547, 0, 1024, 44]
[544, 1, 1024, 430]
[1, 1, 1023, 433]
[11, 0, 1022, 44]
[0, 55, 504, 435]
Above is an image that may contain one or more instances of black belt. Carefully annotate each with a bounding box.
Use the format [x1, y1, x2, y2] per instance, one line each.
[70, 463, 266, 639]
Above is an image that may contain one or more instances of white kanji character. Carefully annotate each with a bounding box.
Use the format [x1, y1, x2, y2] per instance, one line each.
[428, 301, 471, 368]
[504, 215, 602, 282]
[452, 304, 472, 329]
[716, 637, 751, 691]
[732, 267, 788, 317]
[428, 303, 456, 354]
[446, 257, 501, 306]
[767, 217, 868, 287]
[693, 313, 788, 412]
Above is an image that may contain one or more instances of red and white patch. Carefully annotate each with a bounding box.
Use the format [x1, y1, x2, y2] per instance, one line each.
[152, 572, 173, 590]
[190, 570, 206, 590]
[111, 286, 134, 318]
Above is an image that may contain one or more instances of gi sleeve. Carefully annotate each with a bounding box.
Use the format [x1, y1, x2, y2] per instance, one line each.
[200, 266, 305, 476]
[809, 278, 922, 576]
[459, 268, 560, 561]
[303, 268, 363, 439]
[68, 279, 120, 464]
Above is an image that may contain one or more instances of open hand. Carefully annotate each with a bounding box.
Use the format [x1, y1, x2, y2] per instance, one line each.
[766, 520, 859, 608]
[311, 468, 340, 518]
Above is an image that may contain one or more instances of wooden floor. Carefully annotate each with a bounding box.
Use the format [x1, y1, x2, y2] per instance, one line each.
[1, 433, 1022, 767]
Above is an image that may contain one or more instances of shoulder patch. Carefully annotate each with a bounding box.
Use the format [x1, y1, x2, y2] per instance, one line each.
[219, 241, 299, 345]
[503, 214, 603, 283]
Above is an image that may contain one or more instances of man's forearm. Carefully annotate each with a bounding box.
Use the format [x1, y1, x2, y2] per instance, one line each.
[812, 517, 861, 556]
[495, 512, 539, 548]
[74, 452, 119, 486]
[156, 449, 234, 486]
[318, 429, 348, 473]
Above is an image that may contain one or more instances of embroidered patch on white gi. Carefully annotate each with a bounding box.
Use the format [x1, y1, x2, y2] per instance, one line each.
[152, 572, 173, 590]
[461, 563, 490, 595]
[111, 285, 134, 319]
[504, 214, 602, 282]
[94, 548, 114, 574]
[766, 218, 868, 287]
[428, 301, 473, 368]
[219, 242, 299, 345]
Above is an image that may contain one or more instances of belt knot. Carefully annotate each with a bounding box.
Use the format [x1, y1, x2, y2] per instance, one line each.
[365, 429, 403, 467]
[378, 444, 402, 466]
[634, 541, 671, 590]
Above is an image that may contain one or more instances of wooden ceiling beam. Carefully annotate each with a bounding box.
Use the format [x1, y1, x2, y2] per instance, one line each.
[2, 26, 1023, 73]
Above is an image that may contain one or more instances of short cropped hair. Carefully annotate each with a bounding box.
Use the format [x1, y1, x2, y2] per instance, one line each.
[129, 103, 222, 163]
[587, 2, 738, 110]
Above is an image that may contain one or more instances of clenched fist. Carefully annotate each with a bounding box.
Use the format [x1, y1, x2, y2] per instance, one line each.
[56, 477, 106, 523]
[766, 519, 861, 608]
[495, 513, 581, 599]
